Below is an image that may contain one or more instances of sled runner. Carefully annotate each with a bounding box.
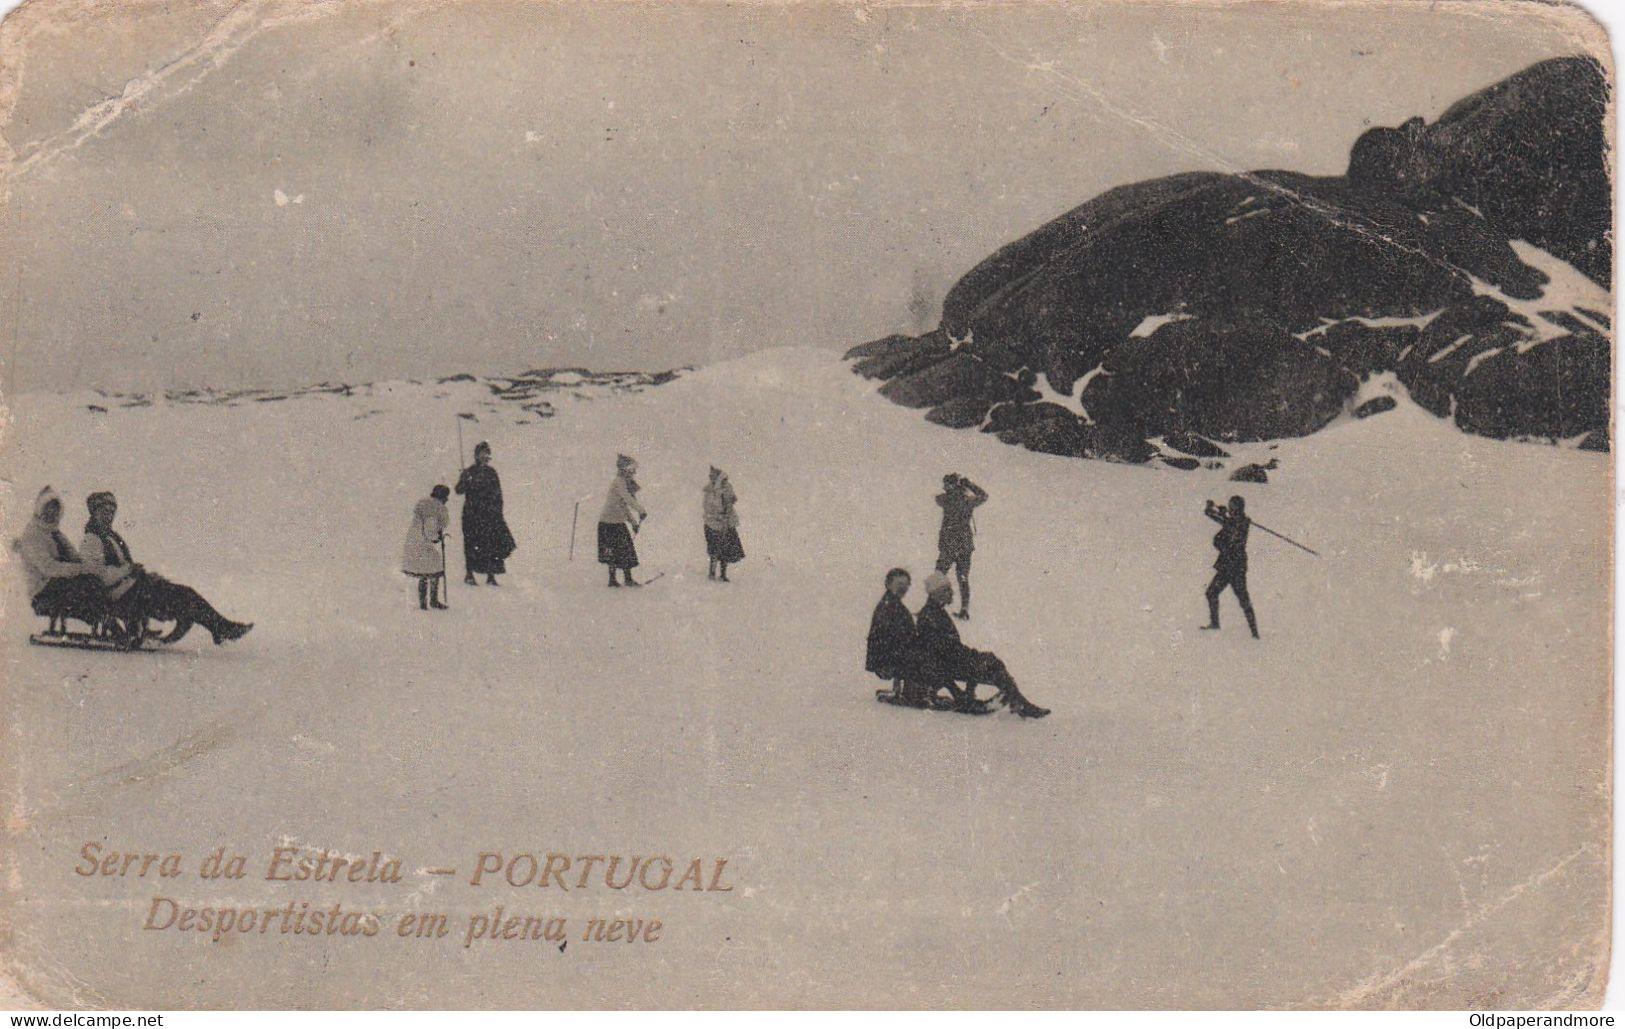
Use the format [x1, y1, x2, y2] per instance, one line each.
[29, 629, 168, 653]
[874, 687, 994, 715]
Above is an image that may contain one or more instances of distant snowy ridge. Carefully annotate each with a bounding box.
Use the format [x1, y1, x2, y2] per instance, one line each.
[80, 366, 690, 422]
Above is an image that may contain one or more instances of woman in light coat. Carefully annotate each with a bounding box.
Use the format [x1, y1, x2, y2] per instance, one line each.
[598, 454, 647, 587]
[403, 485, 451, 610]
[703, 467, 745, 582]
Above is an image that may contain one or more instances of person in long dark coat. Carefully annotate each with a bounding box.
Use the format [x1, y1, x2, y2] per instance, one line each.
[455, 441, 517, 586]
[1201, 495, 1259, 638]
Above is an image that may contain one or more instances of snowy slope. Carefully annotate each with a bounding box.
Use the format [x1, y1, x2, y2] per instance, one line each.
[0, 348, 1610, 1008]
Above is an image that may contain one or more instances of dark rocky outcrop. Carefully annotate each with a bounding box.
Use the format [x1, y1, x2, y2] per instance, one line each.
[846, 56, 1611, 463]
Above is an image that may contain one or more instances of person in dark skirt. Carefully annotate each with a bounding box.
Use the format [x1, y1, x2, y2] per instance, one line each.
[702, 466, 745, 582]
[455, 441, 517, 586]
[598, 454, 647, 587]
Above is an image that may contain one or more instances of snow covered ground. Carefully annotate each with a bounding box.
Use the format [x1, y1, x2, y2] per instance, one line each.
[0, 347, 1610, 1008]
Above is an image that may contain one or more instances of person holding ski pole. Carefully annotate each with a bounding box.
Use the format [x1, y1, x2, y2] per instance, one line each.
[402, 485, 451, 611]
[935, 473, 987, 620]
[598, 454, 647, 587]
[1201, 495, 1259, 639]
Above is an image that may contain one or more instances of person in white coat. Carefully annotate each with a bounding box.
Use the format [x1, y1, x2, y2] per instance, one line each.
[403, 485, 451, 610]
[12, 486, 127, 637]
[598, 454, 647, 587]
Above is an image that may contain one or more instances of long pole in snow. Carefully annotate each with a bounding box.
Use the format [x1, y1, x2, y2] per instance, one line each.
[439, 534, 449, 609]
[1251, 520, 1320, 558]
[569, 501, 580, 562]
[456, 417, 466, 470]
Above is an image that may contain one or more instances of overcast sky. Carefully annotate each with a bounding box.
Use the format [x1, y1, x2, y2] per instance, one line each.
[0, 0, 1603, 391]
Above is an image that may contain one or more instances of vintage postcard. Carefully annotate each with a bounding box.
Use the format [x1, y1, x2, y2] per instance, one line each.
[0, 0, 1613, 1010]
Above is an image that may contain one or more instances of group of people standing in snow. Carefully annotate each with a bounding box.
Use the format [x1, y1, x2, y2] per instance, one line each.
[400, 446, 747, 607]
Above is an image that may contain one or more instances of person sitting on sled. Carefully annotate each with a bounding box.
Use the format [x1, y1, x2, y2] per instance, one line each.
[865, 567, 915, 702]
[913, 572, 1050, 719]
[12, 487, 132, 640]
[78, 491, 253, 646]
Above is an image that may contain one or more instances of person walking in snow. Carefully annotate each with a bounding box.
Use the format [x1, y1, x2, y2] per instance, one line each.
[403, 485, 451, 611]
[913, 571, 1048, 718]
[865, 567, 915, 702]
[78, 490, 253, 645]
[598, 454, 647, 587]
[1201, 495, 1259, 639]
[935, 473, 987, 620]
[703, 466, 745, 582]
[455, 441, 516, 586]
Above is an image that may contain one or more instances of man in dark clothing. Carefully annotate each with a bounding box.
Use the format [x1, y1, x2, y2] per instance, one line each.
[1202, 495, 1259, 639]
[865, 568, 916, 702]
[914, 572, 1049, 718]
[935, 473, 987, 621]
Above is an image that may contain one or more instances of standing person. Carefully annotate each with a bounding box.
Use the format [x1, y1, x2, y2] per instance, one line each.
[455, 441, 516, 586]
[935, 473, 987, 620]
[1202, 495, 1259, 639]
[865, 567, 915, 702]
[914, 571, 1049, 718]
[76, 490, 253, 645]
[402, 485, 451, 611]
[703, 466, 745, 582]
[598, 454, 647, 587]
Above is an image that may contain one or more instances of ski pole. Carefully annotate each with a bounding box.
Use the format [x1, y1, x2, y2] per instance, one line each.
[439, 534, 449, 609]
[1251, 520, 1320, 557]
[569, 501, 580, 562]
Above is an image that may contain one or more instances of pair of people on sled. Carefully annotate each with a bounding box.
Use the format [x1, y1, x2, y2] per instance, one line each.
[14, 487, 251, 648]
[865, 568, 1049, 718]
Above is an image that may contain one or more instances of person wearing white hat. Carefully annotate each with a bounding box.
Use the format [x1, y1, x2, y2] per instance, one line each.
[913, 571, 1049, 718]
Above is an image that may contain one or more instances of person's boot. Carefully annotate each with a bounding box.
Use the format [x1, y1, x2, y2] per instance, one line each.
[464, 573, 477, 586]
[430, 578, 448, 610]
[608, 569, 621, 588]
[418, 579, 429, 611]
[1202, 595, 1221, 630]
[624, 572, 642, 587]
[719, 564, 729, 582]
[707, 561, 717, 580]
[212, 621, 253, 645]
[486, 574, 499, 586]
[1245, 611, 1260, 639]
[1004, 685, 1048, 719]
